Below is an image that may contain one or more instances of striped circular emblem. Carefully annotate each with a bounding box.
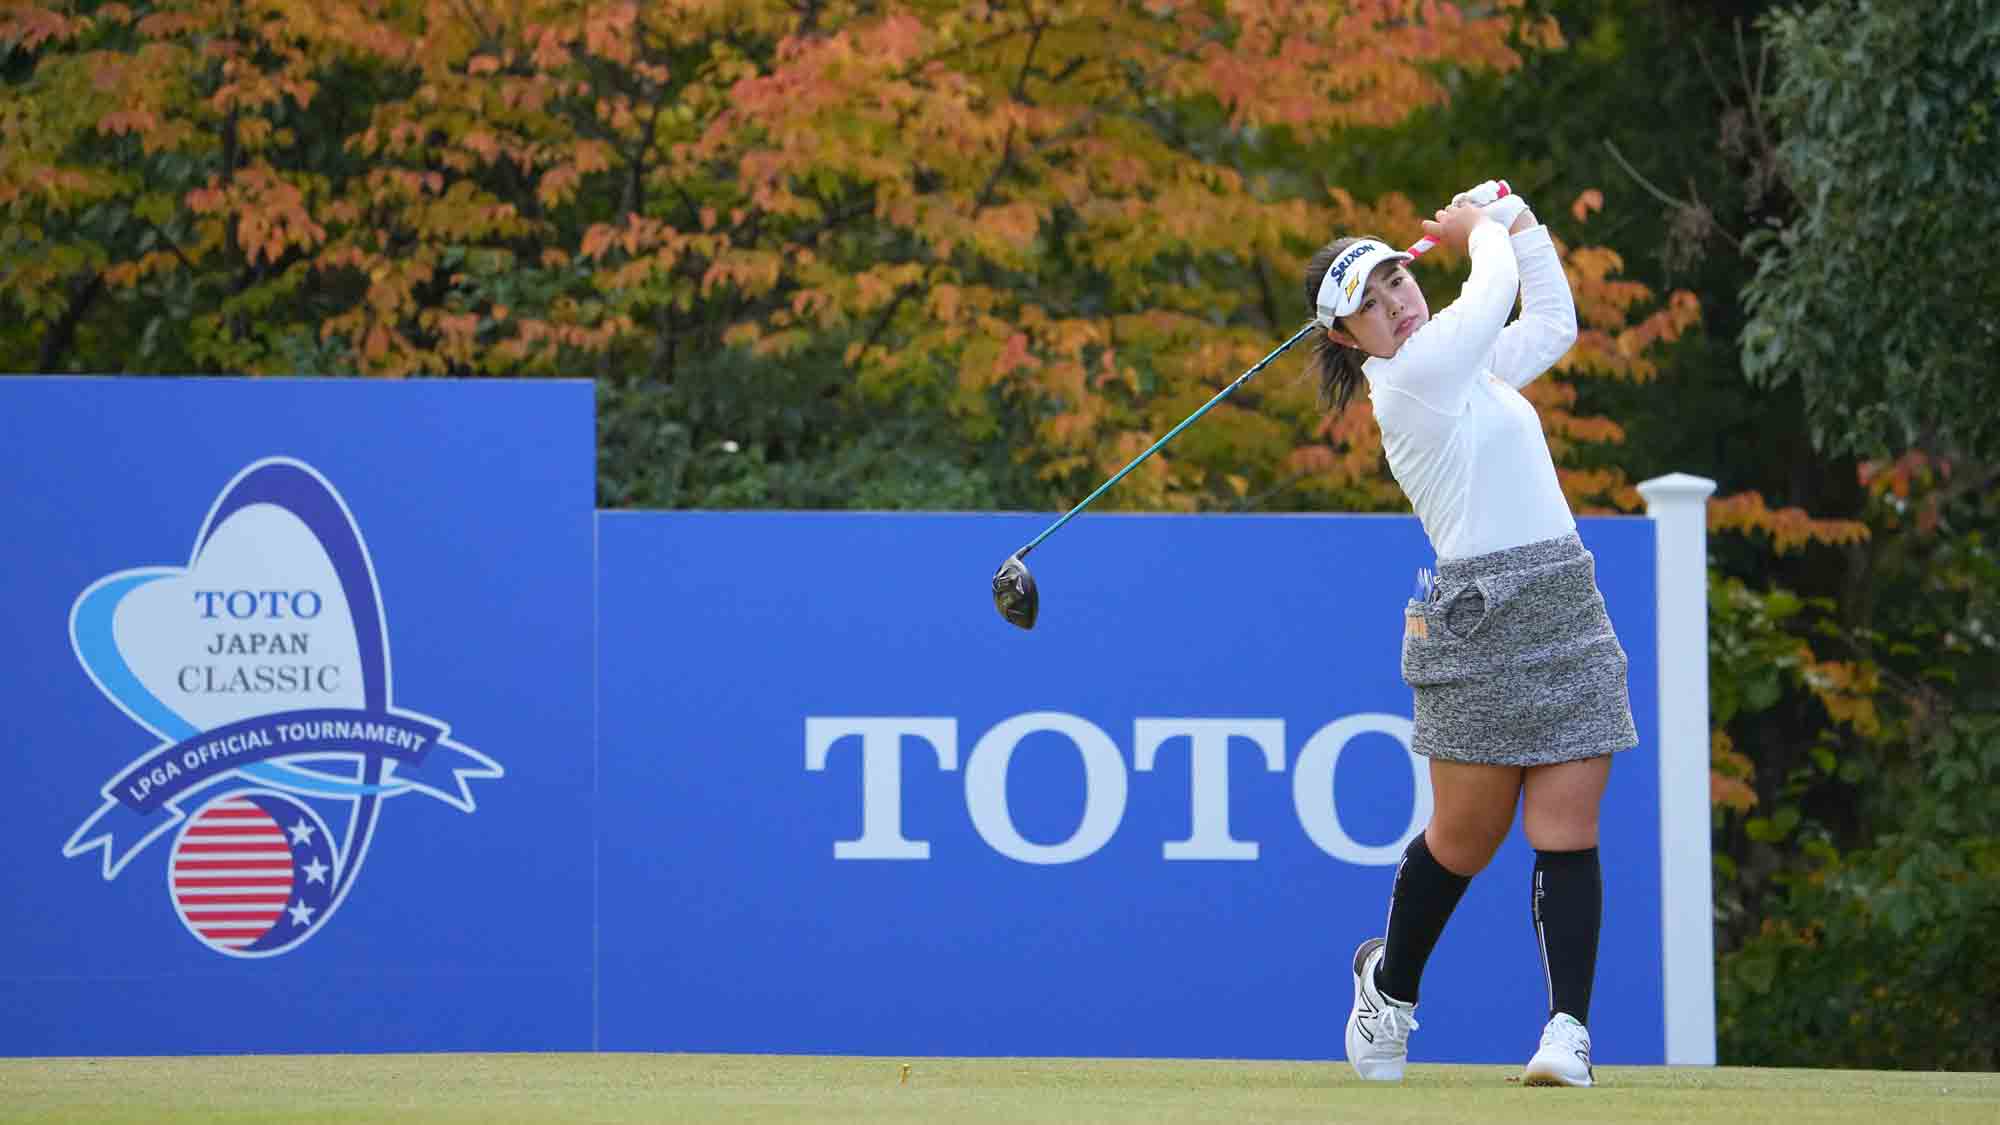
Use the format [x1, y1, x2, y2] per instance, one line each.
[167, 791, 336, 957]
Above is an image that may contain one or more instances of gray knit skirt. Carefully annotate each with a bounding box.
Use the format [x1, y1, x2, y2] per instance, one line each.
[1400, 532, 1638, 766]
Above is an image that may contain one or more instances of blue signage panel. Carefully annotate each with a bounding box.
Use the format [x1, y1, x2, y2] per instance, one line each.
[596, 511, 1662, 1063]
[0, 376, 1664, 1063]
[0, 377, 596, 1056]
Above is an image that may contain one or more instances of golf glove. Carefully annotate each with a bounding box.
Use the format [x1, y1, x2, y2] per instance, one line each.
[1456, 179, 1527, 228]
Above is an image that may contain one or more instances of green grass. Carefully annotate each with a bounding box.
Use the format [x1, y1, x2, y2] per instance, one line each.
[3, 1054, 1996, 1124]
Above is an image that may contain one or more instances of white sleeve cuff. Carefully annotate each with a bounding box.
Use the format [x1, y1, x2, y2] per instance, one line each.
[1508, 224, 1555, 252]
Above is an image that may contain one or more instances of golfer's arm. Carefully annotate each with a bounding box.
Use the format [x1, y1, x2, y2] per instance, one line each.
[1380, 221, 1519, 407]
[1489, 225, 1579, 389]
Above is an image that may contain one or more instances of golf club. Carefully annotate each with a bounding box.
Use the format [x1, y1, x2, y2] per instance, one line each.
[990, 319, 1316, 629]
[989, 191, 1507, 630]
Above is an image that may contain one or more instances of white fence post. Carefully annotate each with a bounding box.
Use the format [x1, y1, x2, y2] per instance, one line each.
[1636, 472, 1719, 1065]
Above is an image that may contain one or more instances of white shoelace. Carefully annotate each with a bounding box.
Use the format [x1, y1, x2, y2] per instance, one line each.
[1374, 1003, 1420, 1046]
[1541, 1015, 1588, 1054]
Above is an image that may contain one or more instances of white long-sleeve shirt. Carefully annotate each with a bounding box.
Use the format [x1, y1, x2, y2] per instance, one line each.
[1364, 221, 1580, 561]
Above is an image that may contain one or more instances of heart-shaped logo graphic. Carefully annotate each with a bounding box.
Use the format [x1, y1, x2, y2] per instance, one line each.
[84, 502, 366, 738]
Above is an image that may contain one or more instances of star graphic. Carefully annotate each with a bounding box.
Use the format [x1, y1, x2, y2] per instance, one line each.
[302, 857, 330, 884]
[287, 819, 317, 847]
[288, 900, 317, 927]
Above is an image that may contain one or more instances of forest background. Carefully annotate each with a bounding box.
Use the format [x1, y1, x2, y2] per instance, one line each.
[4, 0, 1995, 1069]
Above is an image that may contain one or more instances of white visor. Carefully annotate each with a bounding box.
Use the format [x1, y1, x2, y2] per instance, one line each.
[1314, 239, 1412, 326]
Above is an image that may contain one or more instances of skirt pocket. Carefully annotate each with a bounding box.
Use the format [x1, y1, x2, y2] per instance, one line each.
[1441, 578, 1492, 639]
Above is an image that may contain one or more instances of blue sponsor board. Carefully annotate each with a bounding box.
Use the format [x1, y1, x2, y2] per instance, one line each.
[0, 378, 596, 1055]
[1, 377, 1663, 1063]
[594, 511, 1662, 1063]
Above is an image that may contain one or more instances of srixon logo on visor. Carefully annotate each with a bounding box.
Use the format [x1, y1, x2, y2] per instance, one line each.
[1329, 242, 1376, 288]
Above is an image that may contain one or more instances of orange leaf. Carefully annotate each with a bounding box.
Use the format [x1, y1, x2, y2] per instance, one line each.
[1710, 773, 1758, 812]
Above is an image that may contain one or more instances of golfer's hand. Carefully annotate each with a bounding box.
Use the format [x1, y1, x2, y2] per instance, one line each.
[1420, 201, 1488, 252]
[1452, 180, 1533, 234]
[1451, 180, 1507, 208]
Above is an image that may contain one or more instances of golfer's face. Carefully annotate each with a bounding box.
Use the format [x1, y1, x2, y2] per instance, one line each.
[1342, 265, 1428, 358]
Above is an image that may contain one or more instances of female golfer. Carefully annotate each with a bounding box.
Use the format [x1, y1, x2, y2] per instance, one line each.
[1303, 183, 1635, 1088]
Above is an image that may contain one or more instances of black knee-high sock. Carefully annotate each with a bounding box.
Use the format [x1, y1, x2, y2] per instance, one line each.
[1376, 832, 1472, 1005]
[1532, 847, 1601, 1024]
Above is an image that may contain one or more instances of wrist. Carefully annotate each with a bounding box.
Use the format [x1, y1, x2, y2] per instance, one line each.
[1484, 192, 1529, 229]
[1467, 217, 1509, 250]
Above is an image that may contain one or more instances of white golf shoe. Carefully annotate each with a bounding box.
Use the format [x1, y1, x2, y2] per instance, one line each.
[1344, 938, 1419, 1081]
[1522, 1012, 1594, 1087]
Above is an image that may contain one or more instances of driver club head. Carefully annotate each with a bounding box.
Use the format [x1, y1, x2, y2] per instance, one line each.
[992, 554, 1039, 630]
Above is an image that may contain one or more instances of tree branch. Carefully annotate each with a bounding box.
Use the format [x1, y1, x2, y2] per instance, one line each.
[451, 0, 497, 49]
[973, 121, 1018, 211]
[621, 81, 670, 218]
[1238, 467, 1315, 512]
[1737, 19, 1773, 153]
[1012, 10, 1046, 103]
[1251, 259, 1278, 335]
[38, 272, 104, 372]
[1689, 32, 1731, 108]
[143, 217, 199, 274]
[1602, 139, 1747, 254]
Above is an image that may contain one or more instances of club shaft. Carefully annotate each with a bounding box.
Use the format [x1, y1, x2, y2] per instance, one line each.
[1000, 208, 1480, 571]
[1013, 320, 1321, 559]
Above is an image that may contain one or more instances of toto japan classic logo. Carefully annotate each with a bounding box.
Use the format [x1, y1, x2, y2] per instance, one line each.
[63, 458, 501, 958]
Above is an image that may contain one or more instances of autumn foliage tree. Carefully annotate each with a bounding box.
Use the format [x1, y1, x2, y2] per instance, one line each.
[8, 0, 1701, 516]
[7, 0, 1876, 803]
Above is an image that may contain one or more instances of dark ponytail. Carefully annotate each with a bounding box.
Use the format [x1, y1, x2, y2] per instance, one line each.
[1302, 235, 1377, 414]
